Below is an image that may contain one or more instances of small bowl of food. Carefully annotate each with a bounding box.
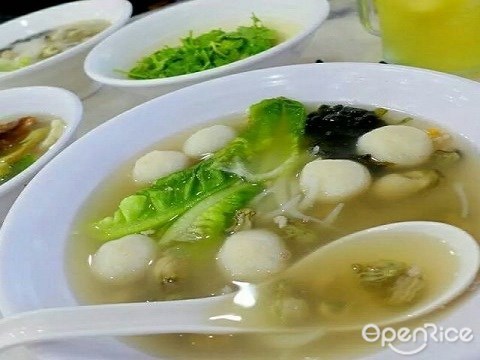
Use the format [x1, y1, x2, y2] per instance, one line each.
[83, 0, 330, 98]
[0, 86, 82, 221]
[0, 0, 132, 99]
[1, 63, 480, 359]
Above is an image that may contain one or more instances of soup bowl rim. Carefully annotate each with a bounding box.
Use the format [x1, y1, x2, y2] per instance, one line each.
[1, 62, 480, 359]
[0, 0, 133, 81]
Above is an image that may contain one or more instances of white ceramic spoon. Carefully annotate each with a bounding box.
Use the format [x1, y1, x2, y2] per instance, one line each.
[0, 221, 478, 352]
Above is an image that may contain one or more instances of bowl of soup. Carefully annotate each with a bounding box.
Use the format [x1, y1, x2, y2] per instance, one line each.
[1, 63, 480, 359]
[0, 0, 132, 99]
[83, 0, 330, 99]
[0, 86, 83, 222]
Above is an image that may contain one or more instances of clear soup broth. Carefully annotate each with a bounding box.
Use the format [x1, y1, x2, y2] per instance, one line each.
[67, 100, 480, 359]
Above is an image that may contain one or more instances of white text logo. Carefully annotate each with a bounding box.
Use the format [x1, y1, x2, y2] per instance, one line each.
[362, 323, 474, 355]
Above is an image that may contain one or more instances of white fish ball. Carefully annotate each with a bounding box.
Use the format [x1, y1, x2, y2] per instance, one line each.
[357, 125, 434, 167]
[183, 125, 236, 158]
[91, 234, 157, 284]
[133, 150, 189, 184]
[299, 159, 371, 204]
[371, 170, 440, 200]
[217, 229, 290, 283]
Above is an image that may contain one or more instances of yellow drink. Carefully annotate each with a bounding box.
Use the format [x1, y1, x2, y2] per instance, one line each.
[374, 0, 480, 77]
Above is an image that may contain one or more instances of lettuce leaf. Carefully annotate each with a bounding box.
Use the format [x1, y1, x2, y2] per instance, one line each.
[160, 181, 261, 246]
[90, 97, 307, 242]
[215, 97, 307, 178]
[91, 159, 238, 240]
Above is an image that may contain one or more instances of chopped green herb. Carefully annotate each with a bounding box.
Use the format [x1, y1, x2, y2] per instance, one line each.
[398, 116, 414, 124]
[373, 107, 389, 117]
[125, 15, 278, 79]
[282, 220, 318, 245]
[352, 260, 407, 287]
[352, 259, 425, 306]
[227, 208, 256, 233]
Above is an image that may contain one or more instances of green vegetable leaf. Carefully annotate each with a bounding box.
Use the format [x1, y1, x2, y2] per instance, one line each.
[0, 57, 32, 72]
[160, 182, 261, 245]
[125, 16, 278, 79]
[91, 159, 238, 241]
[0, 154, 37, 185]
[217, 97, 307, 178]
[352, 259, 425, 306]
[90, 97, 307, 242]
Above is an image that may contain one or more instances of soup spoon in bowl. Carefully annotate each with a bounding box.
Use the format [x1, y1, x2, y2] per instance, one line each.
[0, 221, 478, 352]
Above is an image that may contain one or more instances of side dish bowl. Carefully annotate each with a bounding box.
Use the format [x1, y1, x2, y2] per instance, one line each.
[0, 86, 83, 221]
[1, 63, 480, 360]
[0, 0, 132, 98]
[83, 0, 330, 98]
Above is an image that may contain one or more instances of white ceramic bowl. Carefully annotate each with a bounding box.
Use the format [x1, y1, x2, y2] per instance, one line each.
[2, 63, 480, 359]
[84, 0, 330, 98]
[0, 0, 132, 99]
[0, 86, 83, 222]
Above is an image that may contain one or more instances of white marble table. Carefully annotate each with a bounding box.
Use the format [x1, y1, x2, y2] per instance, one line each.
[0, 1, 381, 359]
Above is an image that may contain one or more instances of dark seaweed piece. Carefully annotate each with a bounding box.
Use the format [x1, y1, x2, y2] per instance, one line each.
[354, 154, 393, 172]
[306, 104, 388, 167]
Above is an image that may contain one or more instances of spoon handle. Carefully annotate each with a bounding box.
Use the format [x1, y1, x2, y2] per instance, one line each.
[0, 295, 238, 351]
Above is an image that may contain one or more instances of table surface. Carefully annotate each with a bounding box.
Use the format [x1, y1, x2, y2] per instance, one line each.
[0, 1, 382, 359]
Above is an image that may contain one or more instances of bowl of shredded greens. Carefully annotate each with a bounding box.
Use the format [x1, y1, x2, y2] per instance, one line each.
[0, 0, 132, 98]
[84, 0, 330, 98]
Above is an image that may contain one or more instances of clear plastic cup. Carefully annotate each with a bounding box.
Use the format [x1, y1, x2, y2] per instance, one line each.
[357, 0, 480, 79]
